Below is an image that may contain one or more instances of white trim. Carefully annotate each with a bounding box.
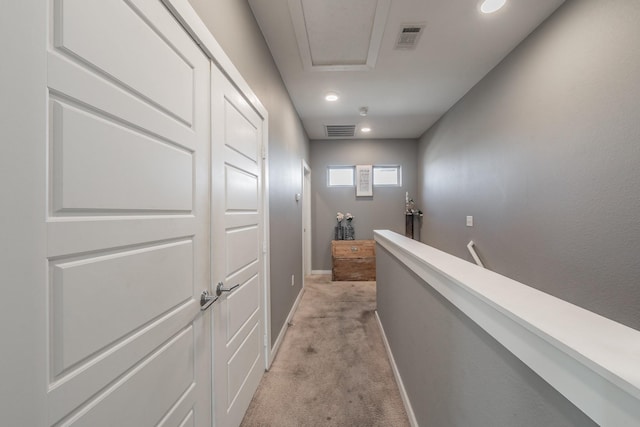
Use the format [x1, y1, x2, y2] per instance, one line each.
[374, 230, 640, 426]
[1, 1, 48, 423]
[302, 160, 311, 278]
[269, 287, 305, 367]
[261, 119, 272, 370]
[375, 311, 419, 427]
[162, 0, 268, 120]
[162, 0, 272, 372]
[311, 270, 332, 276]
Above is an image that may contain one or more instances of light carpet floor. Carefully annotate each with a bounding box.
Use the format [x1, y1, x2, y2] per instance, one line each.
[240, 275, 410, 427]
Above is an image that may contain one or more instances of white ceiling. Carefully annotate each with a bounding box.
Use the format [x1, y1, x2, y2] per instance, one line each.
[248, 0, 565, 140]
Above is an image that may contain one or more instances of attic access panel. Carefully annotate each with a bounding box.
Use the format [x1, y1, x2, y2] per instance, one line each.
[289, 0, 391, 71]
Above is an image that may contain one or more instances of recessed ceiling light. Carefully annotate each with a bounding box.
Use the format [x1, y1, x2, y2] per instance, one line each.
[361, 127, 371, 133]
[325, 92, 339, 102]
[480, 0, 506, 14]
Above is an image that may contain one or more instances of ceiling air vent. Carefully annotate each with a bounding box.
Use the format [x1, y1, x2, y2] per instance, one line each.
[395, 24, 425, 50]
[325, 125, 356, 138]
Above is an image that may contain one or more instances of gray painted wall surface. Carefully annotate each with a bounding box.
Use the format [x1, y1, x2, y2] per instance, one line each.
[418, 0, 640, 330]
[376, 246, 597, 427]
[310, 139, 418, 270]
[189, 0, 310, 345]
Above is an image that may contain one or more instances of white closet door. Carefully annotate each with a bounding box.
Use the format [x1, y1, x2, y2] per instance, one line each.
[43, 0, 212, 425]
[211, 63, 266, 427]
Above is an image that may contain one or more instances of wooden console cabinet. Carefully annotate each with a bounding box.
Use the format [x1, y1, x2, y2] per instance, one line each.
[331, 240, 376, 281]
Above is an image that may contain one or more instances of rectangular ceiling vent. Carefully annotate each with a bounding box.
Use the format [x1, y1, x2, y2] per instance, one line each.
[395, 24, 425, 50]
[325, 125, 356, 138]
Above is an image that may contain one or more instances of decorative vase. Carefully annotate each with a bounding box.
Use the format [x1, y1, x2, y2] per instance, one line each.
[344, 221, 354, 240]
[335, 222, 344, 240]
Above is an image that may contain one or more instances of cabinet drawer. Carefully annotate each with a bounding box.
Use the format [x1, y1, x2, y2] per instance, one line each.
[331, 240, 375, 258]
[332, 258, 376, 281]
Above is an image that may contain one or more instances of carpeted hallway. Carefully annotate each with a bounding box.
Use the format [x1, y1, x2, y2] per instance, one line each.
[240, 275, 410, 427]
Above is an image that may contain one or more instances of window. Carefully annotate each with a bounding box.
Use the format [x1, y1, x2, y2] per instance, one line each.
[328, 165, 402, 187]
[373, 166, 401, 186]
[327, 166, 354, 186]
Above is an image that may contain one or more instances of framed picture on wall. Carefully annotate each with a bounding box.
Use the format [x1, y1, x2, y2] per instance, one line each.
[356, 165, 373, 197]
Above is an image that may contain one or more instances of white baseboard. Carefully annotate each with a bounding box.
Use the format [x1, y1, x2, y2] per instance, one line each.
[269, 286, 305, 368]
[375, 311, 419, 427]
[311, 269, 331, 275]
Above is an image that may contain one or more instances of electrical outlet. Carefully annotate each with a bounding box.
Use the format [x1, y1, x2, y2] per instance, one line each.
[291, 274, 295, 286]
[466, 216, 473, 227]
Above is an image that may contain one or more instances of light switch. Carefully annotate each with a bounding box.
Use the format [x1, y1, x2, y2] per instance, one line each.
[466, 216, 473, 227]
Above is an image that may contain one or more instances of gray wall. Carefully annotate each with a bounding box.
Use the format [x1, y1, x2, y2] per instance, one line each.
[376, 246, 597, 427]
[310, 139, 418, 270]
[418, 0, 640, 330]
[189, 0, 310, 345]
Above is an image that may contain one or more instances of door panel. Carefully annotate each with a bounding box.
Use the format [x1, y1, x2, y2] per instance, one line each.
[51, 99, 193, 213]
[226, 166, 259, 210]
[227, 323, 262, 405]
[212, 65, 265, 427]
[46, 0, 211, 425]
[226, 227, 260, 275]
[56, 0, 195, 124]
[60, 328, 195, 427]
[224, 104, 259, 162]
[50, 239, 193, 375]
[47, 302, 198, 424]
[227, 275, 261, 339]
[48, 53, 195, 151]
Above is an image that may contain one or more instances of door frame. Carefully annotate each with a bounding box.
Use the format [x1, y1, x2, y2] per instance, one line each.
[262, 123, 273, 369]
[163, 0, 274, 388]
[302, 160, 312, 279]
[0, 1, 48, 424]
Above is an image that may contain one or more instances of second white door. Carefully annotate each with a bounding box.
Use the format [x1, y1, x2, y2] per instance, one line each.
[211, 64, 266, 427]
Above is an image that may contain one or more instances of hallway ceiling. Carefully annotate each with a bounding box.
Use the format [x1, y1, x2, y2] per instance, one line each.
[248, 0, 565, 140]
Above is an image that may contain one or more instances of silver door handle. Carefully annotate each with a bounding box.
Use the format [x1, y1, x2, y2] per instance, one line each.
[200, 290, 218, 311]
[216, 282, 240, 297]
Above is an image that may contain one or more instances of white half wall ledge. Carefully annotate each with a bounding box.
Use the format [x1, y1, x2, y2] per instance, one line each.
[374, 230, 640, 427]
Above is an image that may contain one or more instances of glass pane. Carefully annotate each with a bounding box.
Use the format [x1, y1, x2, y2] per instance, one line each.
[373, 167, 400, 186]
[328, 167, 354, 186]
